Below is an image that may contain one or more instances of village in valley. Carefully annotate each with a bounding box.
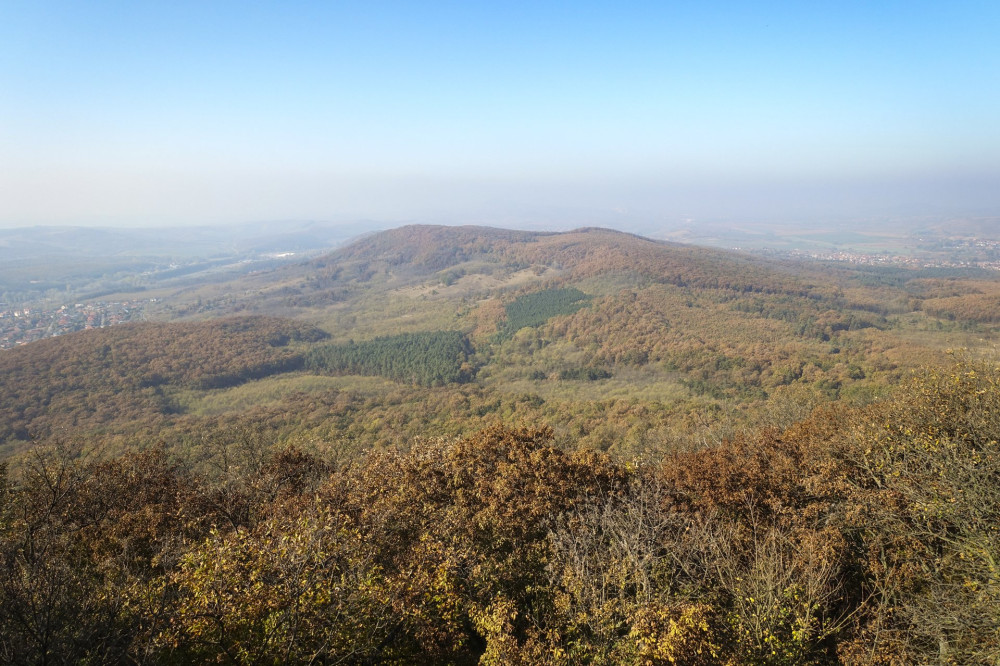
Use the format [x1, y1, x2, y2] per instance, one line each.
[0, 299, 149, 349]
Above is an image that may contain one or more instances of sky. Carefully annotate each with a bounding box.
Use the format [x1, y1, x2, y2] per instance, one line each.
[1, 1, 999, 229]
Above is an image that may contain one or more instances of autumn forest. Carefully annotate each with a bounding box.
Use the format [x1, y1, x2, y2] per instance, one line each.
[2, 225, 1000, 664]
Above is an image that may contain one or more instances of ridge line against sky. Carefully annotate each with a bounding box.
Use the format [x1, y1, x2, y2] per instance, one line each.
[1, 1, 999, 229]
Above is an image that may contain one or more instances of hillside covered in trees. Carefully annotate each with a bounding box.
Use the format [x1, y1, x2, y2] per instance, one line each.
[2, 225, 998, 459]
[2, 361, 998, 664]
[0, 317, 327, 456]
[2, 225, 1000, 663]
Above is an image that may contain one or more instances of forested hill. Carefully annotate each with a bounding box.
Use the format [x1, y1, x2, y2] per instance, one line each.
[3, 225, 1000, 663]
[186, 224, 823, 320]
[0, 317, 327, 455]
[309, 224, 807, 293]
[3, 223, 1000, 460]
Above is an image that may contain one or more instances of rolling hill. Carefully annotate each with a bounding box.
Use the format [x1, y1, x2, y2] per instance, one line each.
[1, 224, 997, 459]
[3, 224, 1000, 663]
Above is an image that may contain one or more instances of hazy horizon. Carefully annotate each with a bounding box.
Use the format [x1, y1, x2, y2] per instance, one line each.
[2, 2, 999, 230]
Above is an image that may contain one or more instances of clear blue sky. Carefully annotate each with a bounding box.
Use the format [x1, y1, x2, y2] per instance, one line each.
[2, 1, 999, 228]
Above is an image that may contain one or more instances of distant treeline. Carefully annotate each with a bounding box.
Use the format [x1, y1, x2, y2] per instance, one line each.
[306, 330, 475, 386]
[498, 287, 588, 340]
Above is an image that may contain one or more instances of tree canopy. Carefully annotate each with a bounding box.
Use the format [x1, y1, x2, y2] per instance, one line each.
[2, 359, 999, 664]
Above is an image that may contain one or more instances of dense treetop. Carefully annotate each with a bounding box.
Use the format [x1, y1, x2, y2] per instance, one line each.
[2, 360, 999, 663]
[306, 330, 475, 387]
[497, 287, 589, 340]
